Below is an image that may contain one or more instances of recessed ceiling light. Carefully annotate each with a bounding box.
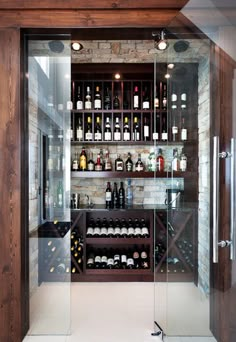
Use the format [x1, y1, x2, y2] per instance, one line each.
[71, 42, 84, 52]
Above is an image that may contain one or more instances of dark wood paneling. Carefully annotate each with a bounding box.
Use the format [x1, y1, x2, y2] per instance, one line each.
[0, 28, 23, 342]
[0, 0, 188, 10]
[0, 9, 179, 28]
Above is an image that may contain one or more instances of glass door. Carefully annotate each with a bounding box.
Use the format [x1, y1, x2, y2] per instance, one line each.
[26, 35, 71, 336]
[154, 1, 236, 341]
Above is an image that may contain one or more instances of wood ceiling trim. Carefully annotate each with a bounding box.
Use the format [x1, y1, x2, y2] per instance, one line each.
[0, 0, 188, 10]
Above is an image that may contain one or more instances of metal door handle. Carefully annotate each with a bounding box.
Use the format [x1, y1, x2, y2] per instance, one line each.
[213, 136, 220, 263]
[230, 138, 236, 260]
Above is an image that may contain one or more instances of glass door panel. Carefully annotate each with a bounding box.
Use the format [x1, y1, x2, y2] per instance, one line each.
[26, 35, 71, 336]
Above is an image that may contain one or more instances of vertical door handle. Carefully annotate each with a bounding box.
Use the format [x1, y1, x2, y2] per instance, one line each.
[213, 136, 220, 263]
[230, 138, 236, 260]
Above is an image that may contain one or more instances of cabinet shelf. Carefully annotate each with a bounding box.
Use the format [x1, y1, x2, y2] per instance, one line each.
[71, 140, 185, 146]
[71, 171, 189, 178]
[85, 268, 152, 275]
[86, 237, 151, 245]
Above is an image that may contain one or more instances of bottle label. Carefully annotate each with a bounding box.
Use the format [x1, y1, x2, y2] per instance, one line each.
[76, 101, 83, 110]
[95, 256, 101, 263]
[172, 126, 178, 135]
[144, 126, 149, 137]
[141, 251, 147, 259]
[94, 99, 101, 109]
[87, 227, 94, 235]
[127, 258, 134, 266]
[94, 227, 101, 236]
[80, 155, 86, 170]
[101, 256, 108, 263]
[162, 132, 168, 141]
[134, 95, 139, 108]
[108, 227, 114, 235]
[154, 98, 159, 108]
[126, 161, 133, 172]
[101, 227, 108, 236]
[85, 132, 93, 140]
[180, 159, 187, 171]
[87, 258, 94, 265]
[133, 251, 139, 259]
[141, 227, 149, 236]
[85, 101, 92, 110]
[95, 164, 102, 171]
[88, 162, 95, 171]
[105, 132, 112, 141]
[163, 99, 167, 108]
[106, 192, 112, 201]
[121, 255, 127, 263]
[121, 227, 128, 235]
[124, 132, 130, 141]
[171, 94, 177, 102]
[107, 258, 114, 266]
[133, 131, 140, 141]
[128, 227, 135, 235]
[181, 129, 187, 141]
[153, 132, 159, 140]
[114, 132, 121, 141]
[181, 93, 187, 101]
[172, 159, 179, 171]
[116, 161, 123, 171]
[114, 254, 120, 261]
[115, 227, 121, 235]
[66, 101, 73, 110]
[77, 129, 83, 140]
[136, 164, 144, 172]
[143, 101, 150, 110]
[135, 227, 141, 236]
[95, 132, 102, 140]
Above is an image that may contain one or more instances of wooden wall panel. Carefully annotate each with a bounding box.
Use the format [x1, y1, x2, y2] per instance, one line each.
[0, 0, 188, 10]
[0, 28, 22, 342]
[0, 9, 179, 28]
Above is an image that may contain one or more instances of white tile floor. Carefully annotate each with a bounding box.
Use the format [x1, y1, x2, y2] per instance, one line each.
[23, 283, 217, 342]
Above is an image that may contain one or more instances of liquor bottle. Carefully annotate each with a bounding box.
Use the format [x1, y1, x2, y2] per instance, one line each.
[87, 249, 95, 269]
[79, 147, 87, 171]
[76, 117, 83, 141]
[123, 116, 130, 141]
[113, 94, 120, 110]
[114, 218, 121, 238]
[104, 117, 112, 141]
[101, 248, 108, 269]
[87, 152, 95, 171]
[121, 249, 127, 269]
[85, 86, 92, 110]
[107, 248, 114, 269]
[114, 117, 121, 141]
[104, 149, 112, 171]
[101, 218, 108, 238]
[104, 87, 111, 110]
[94, 249, 102, 269]
[181, 116, 187, 141]
[107, 219, 114, 238]
[123, 93, 129, 110]
[126, 179, 133, 206]
[105, 182, 112, 209]
[115, 154, 124, 171]
[126, 248, 135, 269]
[94, 86, 102, 110]
[133, 86, 139, 110]
[133, 116, 140, 141]
[95, 153, 103, 171]
[172, 148, 180, 171]
[94, 116, 102, 141]
[119, 182, 125, 208]
[180, 148, 187, 172]
[85, 116, 93, 141]
[125, 152, 133, 172]
[142, 86, 150, 110]
[120, 219, 128, 238]
[153, 113, 160, 141]
[141, 218, 150, 238]
[143, 117, 150, 141]
[133, 246, 140, 269]
[161, 115, 168, 141]
[112, 182, 119, 209]
[156, 148, 165, 172]
[148, 148, 156, 172]
[127, 218, 135, 238]
[57, 180, 63, 208]
[162, 83, 167, 110]
[154, 85, 160, 109]
[76, 86, 83, 110]
[140, 246, 149, 269]
[113, 251, 121, 269]
[135, 153, 144, 172]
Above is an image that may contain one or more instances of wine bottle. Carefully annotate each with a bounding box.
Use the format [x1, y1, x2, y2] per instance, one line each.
[126, 179, 133, 206]
[114, 117, 121, 141]
[123, 116, 130, 141]
[87, 152, 95, 171]
[181, 116, 187, 141]
[94, 116, 102, 141]
[104, 117, 112, 141]
[113, 251, 121, 269]
[125, 152, 133, 172]
[134, 218, 141, 238]
[101, 218, 108, 238]
[133, 86, 139, 110]
[141, 218, 149, 238]
[114, 218, 121, 238]
[87, 249, 95, 269]
[107, 219, 114, 238]
[85, 86, 92, 110]
[133, 246, 140, 269]
[121, 249, 127, 269]
[142, 86, 150, 110]
[153, 113, 160, 141]
[154, 85, 160, 109]
[85, 116, 93, 141]
[162, 83, 167, 110]
[135, 153, 144, 172]
[181, 92, 187, 109]
[105, 181, 112, 209]
[112, 182, 119, 209]
[172, 148, 180, 171]
[115, 154, 124, 171]
[120, 219, 128, 238]
[104, 87, 111, 110]
[127, 218, 135, 238]
[107, 248, 114, 269]
[86, 218, 94, 237]
[133, 116, 140, 141]
[94, 249, 102, 269]
[119, 182, 125, 208]
[79, 146, 87, 171]
[156, 148, 164, 172]
[143, 117, 150, 141]
[126, 248, 135, 269]
[104, 149, 112, 171]
[161, 115, 168, 141]
[171, 87, 178, 141]
[180, 148, 187, 172]
[94, 218, 101, 238]
[95, 153, 103, 171]
[101, 248, 108, 269]
[94, 86, 101, 110]
[76, 117, 83, 141]
[113, 94, 120, 110]
[76, 86, 83, 110]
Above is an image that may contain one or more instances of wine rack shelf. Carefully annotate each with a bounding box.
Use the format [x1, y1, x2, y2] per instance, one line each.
[71, 171, 193, 179]
[85, 238, 152, 245]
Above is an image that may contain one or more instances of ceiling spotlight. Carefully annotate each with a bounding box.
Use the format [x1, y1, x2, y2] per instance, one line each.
[114, 73, 121, 80]
[71, 42, 84, 52]
[167, 63, 175, 69]
[153, 29, 169, 51]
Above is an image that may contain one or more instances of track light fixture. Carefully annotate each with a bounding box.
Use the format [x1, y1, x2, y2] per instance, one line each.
[153, 29, 169, 51]
[71, 42, 84, 52]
